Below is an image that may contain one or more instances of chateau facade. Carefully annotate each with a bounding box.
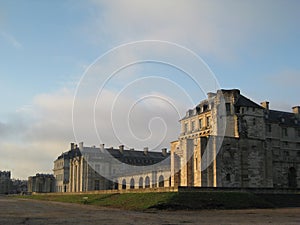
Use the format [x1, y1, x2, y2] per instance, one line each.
[53, 143, 170, 192]
[52, 89, 299, 192]
[171, 89, 300, 188]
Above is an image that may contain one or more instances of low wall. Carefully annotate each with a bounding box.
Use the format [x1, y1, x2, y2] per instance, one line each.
[31, 186, 300, 195]
[32, 186, 178, 195]
[178, 186, 300, 194]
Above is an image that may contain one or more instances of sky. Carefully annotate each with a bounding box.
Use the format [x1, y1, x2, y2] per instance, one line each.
[0, 0, 299, 179]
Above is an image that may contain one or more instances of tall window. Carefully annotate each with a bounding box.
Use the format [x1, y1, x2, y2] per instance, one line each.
[253, 118, 256, 125]
[267, 124, 272, 132]
[184, 123, 188, 133]
[191, 121, 195, 131]
[199, 119, 202, 129]
[206, 116, 211, 127]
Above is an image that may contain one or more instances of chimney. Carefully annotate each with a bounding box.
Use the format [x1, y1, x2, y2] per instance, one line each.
[100, 144, 105, 151]
[161, 148, 167, 156]
[119, 145, 124, 153]
[144, 147, 148, 155]
[79, 142, 84, 150]
[261, 101, 269, 110]
[207, 92, 216, 99]
[292, 106, 300, 114]
[70, 143, 75, 150]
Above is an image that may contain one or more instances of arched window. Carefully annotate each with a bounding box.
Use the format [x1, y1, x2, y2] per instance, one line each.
[158, 175, 164, 187]
[138, 177, 143, 189]
[145, 176, 150, 188]
[122, 179, 126, 190]
[288, 167, 297, 188]
[130, 178, 135, 189]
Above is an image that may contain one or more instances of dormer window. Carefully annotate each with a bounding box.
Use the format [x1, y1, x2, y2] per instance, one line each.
[203, 104, 208, 112]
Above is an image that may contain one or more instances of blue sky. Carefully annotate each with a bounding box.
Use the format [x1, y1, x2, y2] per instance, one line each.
[0, 0, 300, 179]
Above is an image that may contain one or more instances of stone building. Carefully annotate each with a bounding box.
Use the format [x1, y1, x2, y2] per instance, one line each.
[171, 89, 300, 188]
[27, 173, 55, 193]
[53, 143, 81, 192]
[55, 143, 170, 192]
[0, 171, 12, 194]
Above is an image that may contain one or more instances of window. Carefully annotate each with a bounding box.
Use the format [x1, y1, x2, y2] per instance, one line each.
[225, 103, 231, 114]
[282, 128, 288, 137]
[253, 118, 256, 125]
[206, 116, 211, 127]
[94, 180, 100, 190]
[298, 129, 300, 137]
[158, 175, 164, 187]
[145, 176, 150, 188]
[241, 108, 244, 114]
[226, 173, 231, 182]
[267, 124, 272, 133]
[191, 121, 195, 131]
[130, 178, 135, 189]
[184, 123, 188, 133]
[122, 179, 126, 190]
[199, 119, 202, 129]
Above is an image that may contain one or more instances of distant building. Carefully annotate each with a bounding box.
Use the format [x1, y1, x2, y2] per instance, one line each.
[0, 171, 12, 194]
[10, 179, 28, 194]
[54, 143, 170, 192]
[53, 144, 81, 192]
[171, 89, 300, 188]
[28, 174, 55, 193]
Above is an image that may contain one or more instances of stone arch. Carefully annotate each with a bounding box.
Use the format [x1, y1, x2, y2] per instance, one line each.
[145, 176, 150, 188]
[122, 179, 126, 190]
[130, 178, 135, 189]
[138, 177, 143, 189]
[288, 167, 297, 188]
[158, 175, 164, 187]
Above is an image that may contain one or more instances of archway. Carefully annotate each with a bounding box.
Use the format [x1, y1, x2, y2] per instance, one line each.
[130, 178, 135, 189]
[122, 179, 126, 190]
[138, 177, 143, 189]
[158, 175, 164, 187]
[145, 176, 150, 188]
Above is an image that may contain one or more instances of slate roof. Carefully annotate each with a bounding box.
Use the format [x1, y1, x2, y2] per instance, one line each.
[56, 148, 81, 160]
[79, 147, 169, 166]
[266, 110, 300, 127]
[234, 95, 263, 108]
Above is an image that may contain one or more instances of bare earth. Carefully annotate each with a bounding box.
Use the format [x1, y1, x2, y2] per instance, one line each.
[0, 196, 299, 225]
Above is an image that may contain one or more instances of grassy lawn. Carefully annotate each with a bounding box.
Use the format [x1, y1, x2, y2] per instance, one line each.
[15, 191, 278, 211]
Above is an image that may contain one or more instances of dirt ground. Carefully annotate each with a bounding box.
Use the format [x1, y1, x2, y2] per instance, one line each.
[0, 196, 299, 225]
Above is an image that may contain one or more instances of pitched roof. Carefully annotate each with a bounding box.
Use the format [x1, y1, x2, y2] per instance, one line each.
[80, 147, 169, 166]
[266, 110, 300, 127]
[234, 95, 263, 108]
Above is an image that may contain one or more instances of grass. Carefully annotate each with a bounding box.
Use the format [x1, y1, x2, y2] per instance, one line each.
[15, 191, 284, 211]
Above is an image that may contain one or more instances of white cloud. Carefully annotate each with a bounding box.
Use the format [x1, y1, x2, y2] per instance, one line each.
[82, 0, 299, 61]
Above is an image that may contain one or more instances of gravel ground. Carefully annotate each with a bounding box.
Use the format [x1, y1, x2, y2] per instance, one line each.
[0, 196, 299, 225]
